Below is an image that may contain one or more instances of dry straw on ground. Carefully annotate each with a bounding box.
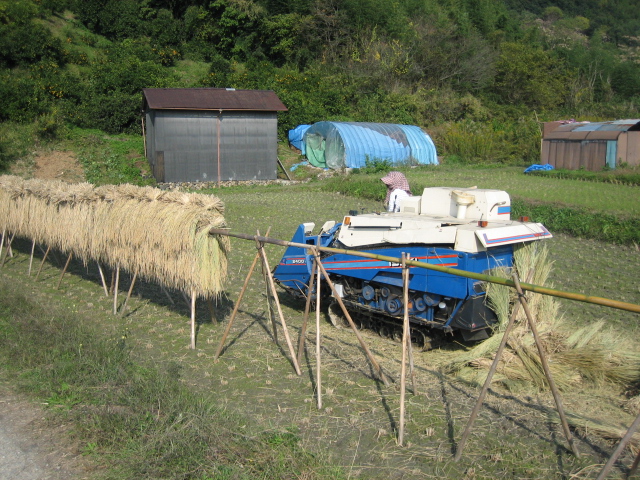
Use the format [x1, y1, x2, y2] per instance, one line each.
[0, 175, 229, 297]
[436, 242, 640, 393]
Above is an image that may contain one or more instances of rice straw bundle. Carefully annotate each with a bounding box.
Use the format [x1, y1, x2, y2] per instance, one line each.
[545, 408, 640, 452]
[0, 175, 229, 297]
[626, 396, 640, 415]
[437, 242, 640, 393]
[91, 185, 229, 297]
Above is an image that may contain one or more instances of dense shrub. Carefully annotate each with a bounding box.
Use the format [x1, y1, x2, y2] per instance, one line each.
[0, 71, 41, 122]
[0, 20, 66, 68]
[75, 92, 142, 134]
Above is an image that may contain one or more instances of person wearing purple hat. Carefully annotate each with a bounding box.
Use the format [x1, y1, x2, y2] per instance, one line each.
[381, 171, 412, 212]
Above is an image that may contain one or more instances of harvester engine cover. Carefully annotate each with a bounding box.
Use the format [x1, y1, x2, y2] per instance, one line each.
[273, 187, 551, 345]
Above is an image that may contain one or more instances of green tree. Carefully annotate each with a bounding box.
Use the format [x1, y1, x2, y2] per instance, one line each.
[147, 8, 185, 49]
[73, 0, 144, 40]
[492, 41, 567, 109]
[611, 61, 640, 98]
[0, 1, 67, 69]
[407, 20, 497, 91]
[260, 13, 314, 66]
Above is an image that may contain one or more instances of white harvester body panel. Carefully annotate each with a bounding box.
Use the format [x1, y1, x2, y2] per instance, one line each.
[336, 187, 552, 252]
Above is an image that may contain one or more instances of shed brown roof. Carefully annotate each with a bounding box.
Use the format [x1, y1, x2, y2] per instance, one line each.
[143, 88, 288, 112]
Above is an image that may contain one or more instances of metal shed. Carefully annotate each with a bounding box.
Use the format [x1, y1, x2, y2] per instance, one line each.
[541, 119, 640, 170]
[143, 88, 287, 183]
[302, 121, 438, 169]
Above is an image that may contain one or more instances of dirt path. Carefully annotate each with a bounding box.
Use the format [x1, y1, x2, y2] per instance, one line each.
[0, 383, 91, 480]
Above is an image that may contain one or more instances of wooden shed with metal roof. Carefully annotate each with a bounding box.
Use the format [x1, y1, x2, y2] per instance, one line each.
[142, 88, 287, 183]
[541, 119, 640, 170]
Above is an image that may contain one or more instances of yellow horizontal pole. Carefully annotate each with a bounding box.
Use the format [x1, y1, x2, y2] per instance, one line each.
[209, 228, 640, 314]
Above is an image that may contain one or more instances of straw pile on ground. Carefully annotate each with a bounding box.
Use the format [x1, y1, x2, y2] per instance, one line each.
[0, 175, 229, 297]
[437, 242, 640, 393]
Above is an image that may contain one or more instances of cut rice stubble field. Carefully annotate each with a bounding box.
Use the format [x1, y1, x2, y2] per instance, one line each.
[1, 187, 639, 479]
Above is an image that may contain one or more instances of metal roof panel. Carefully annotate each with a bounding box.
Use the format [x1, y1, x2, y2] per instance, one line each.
[544, 120, 640, 139]
[143, 88, 288, 111]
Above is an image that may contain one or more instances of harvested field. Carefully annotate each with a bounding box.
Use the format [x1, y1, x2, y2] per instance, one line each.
[1, 185, 639, 479]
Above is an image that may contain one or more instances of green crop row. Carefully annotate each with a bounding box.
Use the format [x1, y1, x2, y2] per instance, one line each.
[526, 168, 640, 186]
[512, 199, 640, 245]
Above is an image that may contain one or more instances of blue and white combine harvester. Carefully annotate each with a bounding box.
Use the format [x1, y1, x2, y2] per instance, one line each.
[273, 187, 552, 347]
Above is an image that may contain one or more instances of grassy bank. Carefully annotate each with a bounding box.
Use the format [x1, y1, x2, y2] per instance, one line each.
[0, 278, 342, 480]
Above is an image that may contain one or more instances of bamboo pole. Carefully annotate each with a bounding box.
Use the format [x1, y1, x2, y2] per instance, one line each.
[213, 227, 271, 360]
[512, 274, 580, 458]
[160, 286, 175, 305]
[213, 237, 264, 361]
[181, 291, 191, 309]
[296, 256, 317, 367]
[190, 290, 197, 350]
[109, 269, 116, 295]
[119, 269, 138, 316]
[28, 240, 36, 276]
[56, 252, 73, 289]
[628, 448, 640, 479]
[208, 229, 640, 314]
[96, 262, 109, 297]
[7, 233, 14, 258]
[207, 298, 216, 323]
[407, 334, 417, 394]
[315, 260, 322, 410]
[112, 264, 120, 315]
[454, 270, 534, 461]
[0, 232, 14, 267]
[398, 253, 410, 446]
[257, 231, 278, 344]
[595, 412, 640, 480]
[258, 239, 302, 376]
[35, 245, 51, 281]
[141, 114, 147, 158]
[216, 111, 221, 187]
[313, 250, 390, 386]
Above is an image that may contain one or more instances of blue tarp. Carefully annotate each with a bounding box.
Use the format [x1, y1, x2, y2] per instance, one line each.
[300, 121, 438, 169]
[288, 124, 311, 154]
[524, 164, 554, 173]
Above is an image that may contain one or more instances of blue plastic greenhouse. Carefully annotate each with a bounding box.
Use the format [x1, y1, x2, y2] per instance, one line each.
[301, 121, 438, 169]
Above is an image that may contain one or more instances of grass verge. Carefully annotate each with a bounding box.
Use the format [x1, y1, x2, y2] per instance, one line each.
[0, 277, 342, 480]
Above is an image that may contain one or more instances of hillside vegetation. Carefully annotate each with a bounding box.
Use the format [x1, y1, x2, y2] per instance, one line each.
[1, 0, 640, 170]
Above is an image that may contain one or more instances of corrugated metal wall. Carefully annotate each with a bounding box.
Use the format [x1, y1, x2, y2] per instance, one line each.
[146, 110, 278, 182]
[542, 140, 607, 170]
[626, 132, 640, 166]
[541, 120, 640, 170]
